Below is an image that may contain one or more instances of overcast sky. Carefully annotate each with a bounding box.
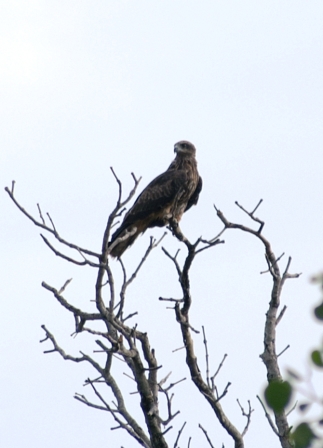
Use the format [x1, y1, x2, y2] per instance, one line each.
[1, 2, 323, 447]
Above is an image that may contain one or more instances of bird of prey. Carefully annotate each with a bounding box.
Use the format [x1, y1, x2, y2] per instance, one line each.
[109, 140, 202, 257]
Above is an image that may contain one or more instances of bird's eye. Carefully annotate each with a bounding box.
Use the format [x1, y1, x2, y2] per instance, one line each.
[182, 143, 187, 148]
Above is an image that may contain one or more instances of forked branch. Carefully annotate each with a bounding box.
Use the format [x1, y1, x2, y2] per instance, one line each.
[7, 174, 178, 448]
[5, 181, 100, 258]
[163, 221, 245, 448]
[214, 201, 300, 448]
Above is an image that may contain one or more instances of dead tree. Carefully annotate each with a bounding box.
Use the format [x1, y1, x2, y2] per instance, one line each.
[5, 173, 300, 448]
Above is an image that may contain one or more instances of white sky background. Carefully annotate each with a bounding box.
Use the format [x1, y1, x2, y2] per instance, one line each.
[1, 1, 323, 447]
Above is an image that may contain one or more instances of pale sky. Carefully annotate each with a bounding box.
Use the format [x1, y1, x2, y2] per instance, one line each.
[1, 2, 323, 447]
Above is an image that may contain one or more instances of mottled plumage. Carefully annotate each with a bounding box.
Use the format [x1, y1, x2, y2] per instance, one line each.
[109, 141, 202, 257]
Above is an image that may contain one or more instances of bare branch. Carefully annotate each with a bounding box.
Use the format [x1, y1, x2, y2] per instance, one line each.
[214, 203, 298, 446]
[110, 167, 141, 210]
[58, 278, 73, 294]
[260, 253, 285, 275]
[198, 423, 215, 448]
[211, 354, 228, 391]
[172, 346, 185, 353]
[37, 203, 46, 225]
[122, 311, 139, 323]
[162, 426, 173, 436]
[235, 200, 264, 233]
[215, 382, 231, 402]
[117, 233, 166, 318]
[195, 238, 224, 255]
[110, 166, 123, 204]
[163, 220, 245, 447]
[286, 400, 298, 418]
[9, 168, 302, 448]
[168, 218, 224, 256]
[5, 183, 100, 258]
[40, 325, 104, 376]
[159, 372, 172, 388]
[157, 374, 185, 427]
[7, 175, 176, 448]
[75, 379, 151, 448]
[276, 305, 287, 326]
[236, 399, 253, 437]
[174, 422, 186, 448]
[159, 297, 184, 303]
[74, 394, 110, 412]
[257, 395, 279, 436]
[41, 281, 102, 323]
[164, 377, 186, 392]
[40, 234, 99, 266]
[277, 345, 290, 358]
[162, 247, 182, 279]
[46, 212, 57, 233]
[282, 257, 302, 284]
[202, 326, 211, 388]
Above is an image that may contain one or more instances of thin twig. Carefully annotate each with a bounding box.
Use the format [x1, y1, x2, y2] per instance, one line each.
[58, 278, 73, 294]
[276, 305, 287, 326]
[172, 346, 185, 353]
[5, 184, 100, 258]
[235, 200, 264, 233]
[210, 354, 227, 391]
[37, 203, 46, 225]
[198, 424, 215, 448]
[236, 399, 253, 437]
[40, 234, 99, 266]
[286, 400, 298, 417]
[215, 382, 231, 402]
[202, 326, 211, 388]
[174, 422, 186, 448]
[277, 345, 290, 358]
[257, 395, 279, 436]
[159, 297, 184, 303]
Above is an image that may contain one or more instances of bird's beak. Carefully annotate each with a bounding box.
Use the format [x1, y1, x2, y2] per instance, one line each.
[174, 146, 178, 153]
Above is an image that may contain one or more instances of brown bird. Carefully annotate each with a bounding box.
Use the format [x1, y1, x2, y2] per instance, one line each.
[109, 141, 202, 257]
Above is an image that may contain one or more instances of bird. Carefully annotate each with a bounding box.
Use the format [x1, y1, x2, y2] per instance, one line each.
[108, 140, 202, 257]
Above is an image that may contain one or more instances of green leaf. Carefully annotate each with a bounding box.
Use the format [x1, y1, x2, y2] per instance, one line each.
[264, 380, 292, 412]
[314, 302, 323, 320]
[311, 350, 323, 367]
[291, 422, 316, 448]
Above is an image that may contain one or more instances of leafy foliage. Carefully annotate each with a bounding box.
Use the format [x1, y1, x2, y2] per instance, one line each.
[291, 423, 317, 448]
[264, 380, 292, 413]
[314, 302, 323, 321]
[311, 350, 323, 368]
[283, 273, 323, 448]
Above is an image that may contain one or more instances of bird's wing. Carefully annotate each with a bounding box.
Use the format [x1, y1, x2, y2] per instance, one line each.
[185, 176, 203, 211]
[122, 169, 188, 226]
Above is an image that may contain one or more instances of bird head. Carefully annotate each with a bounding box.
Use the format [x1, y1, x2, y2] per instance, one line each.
[174, 141, 196, 156]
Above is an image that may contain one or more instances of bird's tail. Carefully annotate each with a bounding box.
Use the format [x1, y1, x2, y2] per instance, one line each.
[108, 225, 141, 258]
